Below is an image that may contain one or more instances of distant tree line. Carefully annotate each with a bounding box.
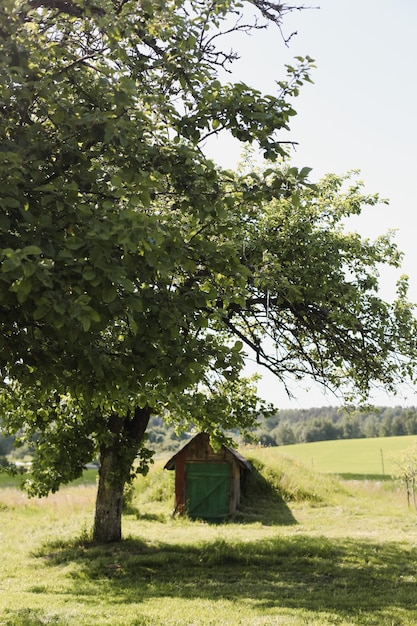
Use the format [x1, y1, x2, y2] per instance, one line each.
[146, 406, 417, 452]
[2, 406, 417, 463]
[249, 406, 417, 447]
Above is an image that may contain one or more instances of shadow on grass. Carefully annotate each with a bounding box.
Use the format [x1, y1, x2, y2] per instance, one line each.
[234, 465, 298, 526]
[337, 473, 395, 481]
[34, 533, 417, 624]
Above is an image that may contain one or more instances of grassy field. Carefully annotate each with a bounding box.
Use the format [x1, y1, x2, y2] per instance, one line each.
[1, 444, 417, 625]
[249, 435, 417, 478]
[0, 468, 99, 490]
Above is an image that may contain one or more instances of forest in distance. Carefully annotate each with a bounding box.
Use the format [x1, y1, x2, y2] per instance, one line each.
[147, 405, 417, 453]
[2, 405, 417, 463]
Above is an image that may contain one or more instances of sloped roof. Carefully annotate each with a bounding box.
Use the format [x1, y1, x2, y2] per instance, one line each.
[164, 432, 252, 471]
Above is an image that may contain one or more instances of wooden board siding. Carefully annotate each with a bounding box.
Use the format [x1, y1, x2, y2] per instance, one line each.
[174, 452, 186, 515]
[165, 433, 252, 519]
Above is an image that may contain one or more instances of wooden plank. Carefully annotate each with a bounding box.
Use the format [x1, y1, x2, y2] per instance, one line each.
[174, 452, 186, 515]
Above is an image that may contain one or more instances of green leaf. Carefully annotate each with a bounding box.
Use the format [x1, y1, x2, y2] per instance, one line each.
[11, 278, 32, 303]
[2, 198, 20, 208]
[23, 246, 42, 256]
[102, 285, 117, 303]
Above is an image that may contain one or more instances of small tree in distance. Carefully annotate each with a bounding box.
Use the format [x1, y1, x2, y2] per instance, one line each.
[1, 0, 416, 542]
[396, 443, 417, 510]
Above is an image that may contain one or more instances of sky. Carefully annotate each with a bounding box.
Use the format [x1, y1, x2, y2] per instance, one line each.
[206, 1, 417, 409]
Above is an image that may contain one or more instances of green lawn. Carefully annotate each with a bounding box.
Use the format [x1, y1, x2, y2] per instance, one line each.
[1, 447, 417, 625]
[0, 468, 99, 490]
[250, 435, 417, 478]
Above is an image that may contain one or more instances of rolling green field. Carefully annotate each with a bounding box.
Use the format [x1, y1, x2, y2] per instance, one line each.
[2, 439, 417, 625]
[247, 434, 417, 478]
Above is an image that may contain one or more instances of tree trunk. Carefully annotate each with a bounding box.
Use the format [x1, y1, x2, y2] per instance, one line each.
[93, 406, 151, 542]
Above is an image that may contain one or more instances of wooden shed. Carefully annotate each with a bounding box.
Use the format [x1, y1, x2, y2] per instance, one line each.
[164, 432, 252, 520]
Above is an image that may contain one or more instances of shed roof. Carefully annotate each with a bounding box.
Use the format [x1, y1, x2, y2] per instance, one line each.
[164, 432, 252, 471]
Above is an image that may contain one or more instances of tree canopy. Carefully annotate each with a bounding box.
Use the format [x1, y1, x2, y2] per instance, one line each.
[1, 0, 416, 540]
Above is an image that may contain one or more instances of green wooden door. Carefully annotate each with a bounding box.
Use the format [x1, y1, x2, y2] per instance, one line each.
[185, 462, 231, 520]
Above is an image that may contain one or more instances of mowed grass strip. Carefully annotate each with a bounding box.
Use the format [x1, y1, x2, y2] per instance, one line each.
[250, 435, 417, 477]
[9, 532, 417, 626]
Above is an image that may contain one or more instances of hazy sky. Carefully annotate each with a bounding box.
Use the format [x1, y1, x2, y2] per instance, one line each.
[207, 1, 417, 408]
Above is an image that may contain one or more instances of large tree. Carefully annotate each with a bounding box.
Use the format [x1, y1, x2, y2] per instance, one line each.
[1, 0, 416, 541]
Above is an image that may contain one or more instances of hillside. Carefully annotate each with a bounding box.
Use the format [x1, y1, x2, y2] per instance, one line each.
[245, 435, 417, 478]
